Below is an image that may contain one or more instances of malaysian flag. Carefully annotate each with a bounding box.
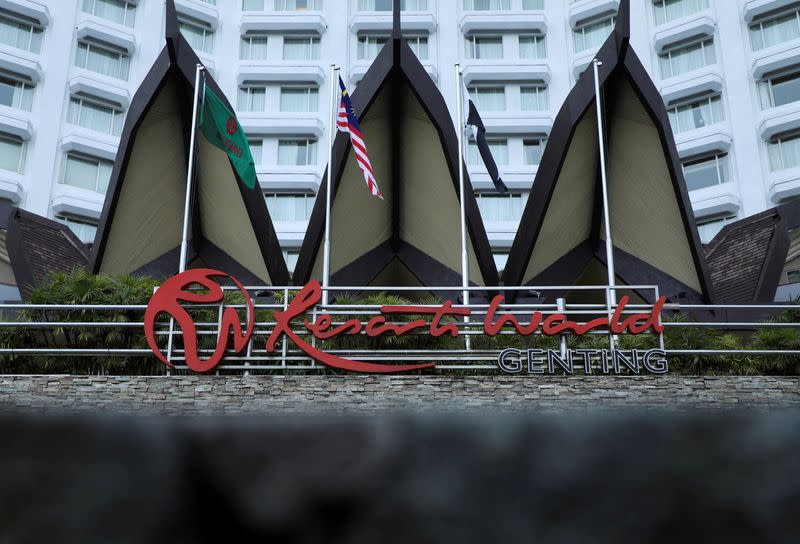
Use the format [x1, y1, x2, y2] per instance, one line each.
[337, 76, 383, 199]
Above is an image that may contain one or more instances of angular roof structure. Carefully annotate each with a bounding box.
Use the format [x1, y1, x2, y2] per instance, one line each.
[89, 0, 288, 285]
[292, 2, 498, 294]
[5, 207, 89, 297]
[502, 0, 715, 304]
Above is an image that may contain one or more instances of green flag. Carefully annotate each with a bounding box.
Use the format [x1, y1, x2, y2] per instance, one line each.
[199, 83, 257, 190]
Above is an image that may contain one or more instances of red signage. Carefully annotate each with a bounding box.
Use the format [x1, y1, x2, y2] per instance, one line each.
[145, 270, 666, 374]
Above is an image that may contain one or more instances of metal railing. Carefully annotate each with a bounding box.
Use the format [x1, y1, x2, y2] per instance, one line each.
[1, 283, 799, 374]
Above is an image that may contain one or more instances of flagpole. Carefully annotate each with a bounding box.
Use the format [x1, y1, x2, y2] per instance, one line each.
[179, 63, 204, 274]
[322, 64, 339, 307]
[592, 59, 617, 351]
[455, 64, 471, 350]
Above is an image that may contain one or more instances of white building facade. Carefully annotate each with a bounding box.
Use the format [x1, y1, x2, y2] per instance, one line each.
[0, 0, 798, 275]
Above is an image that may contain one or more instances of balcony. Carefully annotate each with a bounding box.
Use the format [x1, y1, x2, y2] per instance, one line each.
[690, 184, 741, 220]
[238, 63, 325, 86]
[469, 166, 537, 192]
[241, 12, 327, 34]
[68, 74, 131, 109]
[477, 112, 551, 135]
[659, 67, 723, 105]
[50, 192, 104, 221]
[0, 48, 42, 83]
[674, 126, 732, 159]
[238, 113, 324, 138]
[258, 166, 321, 192]
[60, 129, 119, 162]
[759, 101, 800, 140]
[0, 0, 49, 25]
[653, 12, 715, 53]
[75, 19, 136, 56]
[768, 166, 800, 203]
[461, 61, 549, 84]
[174, 0, 218, 29]
[0, 171, 23, 203]
[568, 0, 619, 27]
[753, 41, 800, 80]
[351, 12, 436, 33]
[0, 106, 33, 140]
[459, 11, 545, 34]
[744, 0, 799, 23]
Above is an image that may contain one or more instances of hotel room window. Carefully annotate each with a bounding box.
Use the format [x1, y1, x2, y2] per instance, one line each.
[681, 152, 729, 191]
[696, 215, 734, 244]
[666, 94, 724, 133]
[464, 0, 510, 11]
[56, 215, 98, 244]
[62, 153, 113, 194]
[659, 38, 715, 79]
[358, 34, 428, 60]
[523, 139, 546, 165]
[275, 0, 322, 11]
[280, 86, 319, 112]
[283, 37, 320, 61]
[0, 73, 34, 111]
[238, 86, 267, 112]
[653, 0, 709, 26]
[475, 192, 528, 223]
[283, 249, 300, 275]
[493, 252, 510, 275]
[521, 85, 548, 111]
[468, 139, 508, 165]
[573, 15, 616, 53]
[0, 133, 26, 174]
[519, 35, 546, 59]
[359, 0, 427, 10]
[68, 96, 125, 136]
[465, 35, 503, 60]
[750, 8, 800, 51]
[241, 35, 268, 60]
[248, 140, 263, 165]
[522, 0, 544, 10]
[278, 139, 317, 166]
[758, 70, 800, 109]
[75, 40, 130, 80]
[179, 18, 214, 54]
[0, 12, 43, 53]
[265, 193, 316, 222]
[467, 86, 505, 111]
[768, 132, 800, 171]
[81, 0, 137, 28]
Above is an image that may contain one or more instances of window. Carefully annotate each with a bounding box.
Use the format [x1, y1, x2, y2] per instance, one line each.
[283, 37, 320, 61]
[787, 269, 800, 284]
[465, 35, 503, 60]
[406, 35, 428, 59]
[750, 8, 800, 51]
[275, 0, 321, 10]
[475, 192, 528, 223]
[493, 251, 509, 274]
[467, 86, 505, 111]
[696, 215, 734, 244]
[468, 139, 508, 166]
[758, 70, 800, 109]
[358, 0, 427, 10]
[519, 35, 546, 59]
[521, 85, 548, 111]
[653, 0, 709, 26]
[522, 0, 544, 10]
[768, 133, 800, 171]
[573, 15, 616, 53]
[265, 193, 316, 221]
[81, 0, 136, 28]
[280, 86, 318, 112]
[278, 139, 317, 166]
[241, 35, 268, 60]
[75, 41, 130, 80]
[523, 138, 546, 165]
[667, 94, 724, 133]
[0, 133, 25, 174]
[56, 215, 98, 244]
[682, 153, 729, 191]
[358, 34, 426, 61]
[0, 13, 43, 54]
[242, 0, 265, 9]
[283, 249, 300, 275]
[238, 86, 266, 112]
[464, 0, 510, 10]
[68, 96, 125, 136]
[62, 153, 113, 193]
[659, 38, 715, 79]
[249, 140, 263, 165]
[0, 73, 34, 111]
[179, 19, 214, 54]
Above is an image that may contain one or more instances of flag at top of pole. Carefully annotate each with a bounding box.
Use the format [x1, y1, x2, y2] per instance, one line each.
[337, 76, 383, 199]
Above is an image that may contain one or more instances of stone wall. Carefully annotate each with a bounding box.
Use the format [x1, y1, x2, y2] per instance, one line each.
[1, 375, 799, 413]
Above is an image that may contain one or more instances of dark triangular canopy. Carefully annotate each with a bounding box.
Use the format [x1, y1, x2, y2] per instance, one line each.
[293, 2, 498, 295]
[89, 0, 288, 285]
[502, 0, 715, 304]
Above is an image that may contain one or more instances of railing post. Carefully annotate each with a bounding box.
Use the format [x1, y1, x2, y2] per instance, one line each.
[557, 297, 568, 359]
[655, 286, 665, 352]
[281, 287, 288, 369]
